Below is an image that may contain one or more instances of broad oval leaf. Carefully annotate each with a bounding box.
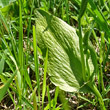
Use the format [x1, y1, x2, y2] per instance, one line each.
[35, 9, 94, 92]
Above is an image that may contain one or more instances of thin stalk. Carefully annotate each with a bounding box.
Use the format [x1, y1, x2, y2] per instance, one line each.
[104, 2, 109, 12]
[47, 85, 51, 110]
[54, 0, 62, 15]
[24, 0, 34, 94]
[86, 50, 90, 80]
[78, 19, 86, 81]
[59, 90, 70, 110]
[53, 0, 55, 14]
[19, 0, 23, 70]
[37, 0, 40, 7]
[85, 14, 100, 47]
[42, 49, 48, 110]
[99, 32, 105, 93]
[18, 0, 24, 108]
[61, 1, 64, 20]
[8, 90, 17, 109]
[78, 0, 106, 109]
[89, 85, 106, 110]
[78, 0, 88, 81]
[3, 54, 22, 109]
[65, 0, 70, 24]
[53, 87, 59, 110]
[99, 0, 104, 6]
[33, 25, 40, 110]
[26, 0, 35, 66]
[0, 11, 18, 61]
[33, 87, 37, 110]
[2, 35, 13, 56]
[103, 44, 110, 71]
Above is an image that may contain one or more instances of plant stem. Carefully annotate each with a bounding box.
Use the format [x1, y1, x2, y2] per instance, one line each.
[47, 86, 51, 110]
[89, 85, 106, 110]
[26, 0, 35, 66]
[99, 32, 105, 93]
[33, 26, 40, 110]
[78, 19, 86, 81]
[18, 0, 23, 108]
[65, 0, 70, 24]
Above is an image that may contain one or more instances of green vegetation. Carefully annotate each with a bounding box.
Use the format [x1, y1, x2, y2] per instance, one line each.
[0, 0, 110, 110]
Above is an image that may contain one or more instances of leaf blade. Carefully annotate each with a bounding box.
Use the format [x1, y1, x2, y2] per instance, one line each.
[0, 71, 16, 102]
[35, 9, 94, 92]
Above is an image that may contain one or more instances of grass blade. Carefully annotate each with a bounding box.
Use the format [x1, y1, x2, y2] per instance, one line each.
[59, 90, 70, 110]
[42, 49, 48, 109]
[47, 85, 51, 110]
[0, 57, 5, 74]
[32, 87, 37, 110]
[33, 25, 40, 109]
[78, 95, 94, 105]
[18, 0, 23, 70]
[88, 0, 110, 36]
[65, 0, 70, 24]
[53, 87, 59, 110]
[26, 0, 35, 66]
[79, 0, 88, 19]
[99, 32, 105, 92]
[0, 71, 16, 102]
[0, 11, 17, 60]
[18, 0, 24, 106]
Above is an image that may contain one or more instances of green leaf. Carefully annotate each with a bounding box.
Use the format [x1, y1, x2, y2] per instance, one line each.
[79, 0, 88, 19]
[0, 0, 16, 8]
[0, 57, 5, 74]
[32, 87, 37, 110]
[35, 9, 95, 92]
[33, 25, 40, 104]
[42, 49, 48, 109]
[0, 71, 16, 102]
[88, 0, 110, 35]
[53, 87, 59, 110]
[47, 85, 51, 110]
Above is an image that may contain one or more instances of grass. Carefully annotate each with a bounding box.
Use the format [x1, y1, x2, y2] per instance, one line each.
[0, 0, 110, 109]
